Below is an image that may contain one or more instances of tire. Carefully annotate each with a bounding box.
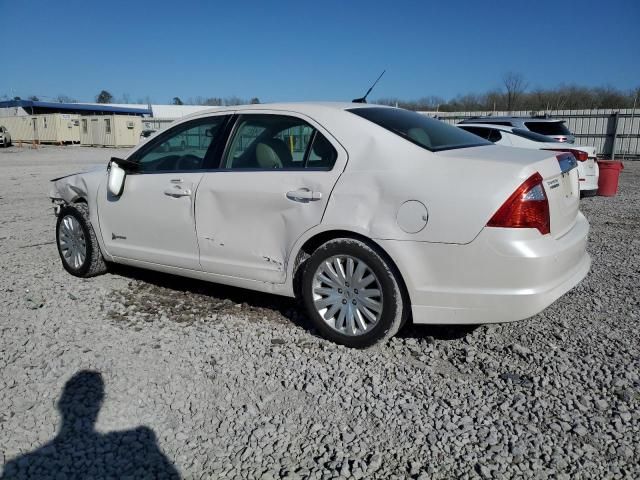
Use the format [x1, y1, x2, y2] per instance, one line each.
[56, 203, 107, 277]
[301, 238, 407, 348]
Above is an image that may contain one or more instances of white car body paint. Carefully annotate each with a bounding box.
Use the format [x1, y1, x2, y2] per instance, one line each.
[50, 103, 590, 324]
[458, 123, 599, 194]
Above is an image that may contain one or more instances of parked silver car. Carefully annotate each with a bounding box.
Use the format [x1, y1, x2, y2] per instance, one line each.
[0, 126, 12, 147]
[458, 116, 575, 143]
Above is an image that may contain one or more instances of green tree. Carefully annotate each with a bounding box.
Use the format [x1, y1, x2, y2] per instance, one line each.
[96, 90, 113, 104]
[172, 97, 184, 105]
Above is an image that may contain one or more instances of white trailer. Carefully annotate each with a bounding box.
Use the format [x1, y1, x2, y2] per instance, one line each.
[79, 115, 142, 147]
[0, 114, 80, 144]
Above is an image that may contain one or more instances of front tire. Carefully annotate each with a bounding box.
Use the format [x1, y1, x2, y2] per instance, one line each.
[301, 238, 407, 348]
[56, 203, 107, 277]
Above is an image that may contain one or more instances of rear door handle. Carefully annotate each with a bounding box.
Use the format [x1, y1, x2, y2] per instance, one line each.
[286, 189, 322, 202]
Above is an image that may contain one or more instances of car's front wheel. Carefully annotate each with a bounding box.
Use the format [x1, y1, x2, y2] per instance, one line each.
[301, 238, 407, 348]
[56, 203, 107, 277]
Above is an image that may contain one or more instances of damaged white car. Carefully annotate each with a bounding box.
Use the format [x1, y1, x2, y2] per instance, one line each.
[50, 103, 590, 348]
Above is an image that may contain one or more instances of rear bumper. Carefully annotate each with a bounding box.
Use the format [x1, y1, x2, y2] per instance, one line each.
[578, 159, 599, 192]
[377, 212, 590, 324]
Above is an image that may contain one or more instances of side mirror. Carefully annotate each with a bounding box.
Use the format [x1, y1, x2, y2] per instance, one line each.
[108, 160, 126, 196]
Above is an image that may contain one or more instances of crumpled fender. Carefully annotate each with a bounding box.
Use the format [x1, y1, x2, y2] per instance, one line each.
[49, 167, 105, 203]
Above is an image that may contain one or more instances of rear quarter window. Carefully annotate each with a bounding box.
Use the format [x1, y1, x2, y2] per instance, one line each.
[349, 107, 491, 152]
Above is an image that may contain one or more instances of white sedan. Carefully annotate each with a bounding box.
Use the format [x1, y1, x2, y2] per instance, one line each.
[458, 123, 599, 196]
[50, 103, 590, 348]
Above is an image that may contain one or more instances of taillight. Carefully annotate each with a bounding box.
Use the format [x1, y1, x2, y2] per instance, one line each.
[487, 173, 550, 235]
[542, 148, 588, 161]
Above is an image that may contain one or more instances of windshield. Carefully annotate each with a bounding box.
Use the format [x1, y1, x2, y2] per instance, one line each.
[524, 121, 571, 136]
[511, 128, 559, 143]
[348, 107, 491, 152]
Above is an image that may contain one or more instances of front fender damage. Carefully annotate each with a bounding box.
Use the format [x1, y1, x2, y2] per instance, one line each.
[49, 167, 104, 215]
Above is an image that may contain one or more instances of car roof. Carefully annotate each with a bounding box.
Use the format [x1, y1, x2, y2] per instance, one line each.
[460, 116, 564, 123]
[179, 102, 387, 118]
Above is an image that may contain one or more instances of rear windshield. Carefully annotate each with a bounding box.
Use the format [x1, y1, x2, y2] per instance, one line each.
[524, 121, 571, 136]
[511, 128, 559, 143]
[349, 107, 491, 152]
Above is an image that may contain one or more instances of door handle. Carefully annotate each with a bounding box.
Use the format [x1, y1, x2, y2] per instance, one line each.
[164, 187, 192, 197]
[286, 189, 322, 202]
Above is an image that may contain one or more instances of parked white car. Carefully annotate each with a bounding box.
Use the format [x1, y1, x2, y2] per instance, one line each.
[50, 104, 590, 347]
[458, 123, 599, 196]
[0, 126, 12, 147]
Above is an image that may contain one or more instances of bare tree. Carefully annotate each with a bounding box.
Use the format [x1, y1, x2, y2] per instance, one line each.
[503, 72, 527, 112]
[224, 96, 244, 106]
[56, 95, 76, 103]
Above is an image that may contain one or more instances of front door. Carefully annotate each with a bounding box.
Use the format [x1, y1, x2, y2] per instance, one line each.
[91, 118, 101, 145]
[196, 113, 346, 283]
[97, 115, 230, 270]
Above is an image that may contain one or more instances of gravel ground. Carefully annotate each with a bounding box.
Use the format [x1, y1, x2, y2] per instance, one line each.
[0, 145, 638, 479]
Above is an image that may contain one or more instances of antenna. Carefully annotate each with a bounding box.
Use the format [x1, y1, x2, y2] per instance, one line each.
[352, 70, 386, 104]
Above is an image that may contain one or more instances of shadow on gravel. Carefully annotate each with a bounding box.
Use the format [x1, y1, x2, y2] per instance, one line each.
[397, 324, 479, 341]
[109, 265, 478, 343]
[1, 371, 180, 480]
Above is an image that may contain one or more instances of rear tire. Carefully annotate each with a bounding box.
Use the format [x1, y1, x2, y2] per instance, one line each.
[301, 238, 407, 348]
[56, 203, 107, 278]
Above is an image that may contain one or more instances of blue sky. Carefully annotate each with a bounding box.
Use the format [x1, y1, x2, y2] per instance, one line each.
[1, 0, 638, 104]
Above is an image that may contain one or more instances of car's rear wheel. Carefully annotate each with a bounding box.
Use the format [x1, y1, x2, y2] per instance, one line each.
[56, 203, 107, 277]
[301, 238, 406, 348]
[580, 189, 598, 198]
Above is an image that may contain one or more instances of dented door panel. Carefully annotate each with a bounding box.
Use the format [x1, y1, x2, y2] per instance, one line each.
[196, 170, 340, 283]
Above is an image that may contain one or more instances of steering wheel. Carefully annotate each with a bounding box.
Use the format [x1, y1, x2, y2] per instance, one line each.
[176, 154, 202, 171]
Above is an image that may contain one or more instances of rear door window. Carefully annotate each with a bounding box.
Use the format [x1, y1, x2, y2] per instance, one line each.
[223, 114, 337, 170]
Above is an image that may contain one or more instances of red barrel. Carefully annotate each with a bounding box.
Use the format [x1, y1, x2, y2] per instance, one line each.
[597, 161, 624, 197]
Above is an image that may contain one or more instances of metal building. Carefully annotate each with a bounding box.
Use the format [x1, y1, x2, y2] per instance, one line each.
[0, 114, 80, 144]
[79, 115, 142, 147]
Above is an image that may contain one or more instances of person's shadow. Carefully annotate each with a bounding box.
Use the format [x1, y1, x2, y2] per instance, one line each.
[1, 370, 180, 479]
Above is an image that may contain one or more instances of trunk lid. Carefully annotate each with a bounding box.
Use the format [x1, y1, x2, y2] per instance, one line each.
[435, 145, 579, 241]
[543, 153, 580, 238]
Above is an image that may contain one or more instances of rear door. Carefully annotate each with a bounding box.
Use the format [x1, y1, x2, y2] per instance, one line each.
[195, 112, 346, 283]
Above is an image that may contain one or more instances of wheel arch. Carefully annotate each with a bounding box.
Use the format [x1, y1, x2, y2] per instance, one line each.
[290, 228, 413, 315]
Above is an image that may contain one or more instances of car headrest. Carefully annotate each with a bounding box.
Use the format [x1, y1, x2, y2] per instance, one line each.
[256, 138, 292, 169]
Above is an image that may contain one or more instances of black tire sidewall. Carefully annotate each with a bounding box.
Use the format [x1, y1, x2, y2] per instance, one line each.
[302, 239, 400, 348]
[56, 205, 95, 277]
